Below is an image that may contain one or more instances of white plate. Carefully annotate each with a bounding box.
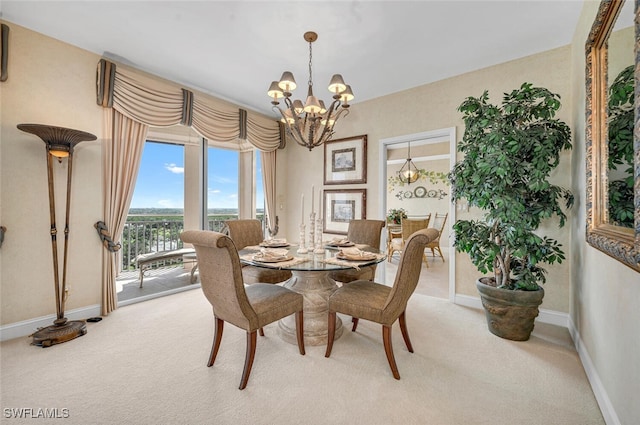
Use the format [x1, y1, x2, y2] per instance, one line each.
[252, 255, 294, 263]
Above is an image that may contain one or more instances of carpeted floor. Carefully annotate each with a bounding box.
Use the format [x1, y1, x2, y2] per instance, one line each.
[1, 289, 603, 425]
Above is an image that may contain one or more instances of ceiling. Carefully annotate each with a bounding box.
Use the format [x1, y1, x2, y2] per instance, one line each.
[1, 1, 585, 117]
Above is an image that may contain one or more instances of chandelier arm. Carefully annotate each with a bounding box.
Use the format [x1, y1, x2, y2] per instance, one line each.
[313, 99, 345, 146]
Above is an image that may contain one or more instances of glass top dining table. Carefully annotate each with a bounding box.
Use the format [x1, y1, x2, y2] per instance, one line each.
[238, 243, 386, 346]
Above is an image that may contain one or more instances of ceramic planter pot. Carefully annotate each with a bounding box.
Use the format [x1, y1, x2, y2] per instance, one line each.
[476, 277, 544, 341]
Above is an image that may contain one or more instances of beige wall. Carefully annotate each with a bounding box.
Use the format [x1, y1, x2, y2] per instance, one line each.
[283, 43, 573, 312]
[570, 2, 640, 424]
[0, 22, 104, 324]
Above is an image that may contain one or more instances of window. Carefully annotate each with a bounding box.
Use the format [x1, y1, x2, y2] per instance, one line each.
[124, 141, 185, 270]
[207, 146, 239, 229]
[255, 150, 265, 222]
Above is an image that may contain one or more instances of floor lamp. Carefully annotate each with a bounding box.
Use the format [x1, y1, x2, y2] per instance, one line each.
[18, 124, 97, 347]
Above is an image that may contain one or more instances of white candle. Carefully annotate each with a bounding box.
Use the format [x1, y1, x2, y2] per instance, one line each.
[311, 185, 315, 214]
[301, 193, 304, 223]
[319, 189, 323, 221]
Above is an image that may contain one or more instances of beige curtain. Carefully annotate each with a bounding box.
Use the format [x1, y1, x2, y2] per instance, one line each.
[247, 113, 281, 152]
[101, 109, 148, 315]
[97, 59, 282, 313]
[113, 66, 184, 127]
[191, 96, 239, 142]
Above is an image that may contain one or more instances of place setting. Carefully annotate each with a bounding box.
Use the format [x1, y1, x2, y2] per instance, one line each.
[325, 237, 355, 248]
[321, 246, 385, 270]
[251, 248, 292, 263]
[259, 238, 291, 248]
[241, 247, 309, 269]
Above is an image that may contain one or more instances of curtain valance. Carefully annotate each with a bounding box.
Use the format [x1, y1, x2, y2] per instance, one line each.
[96, 59, 282, 152]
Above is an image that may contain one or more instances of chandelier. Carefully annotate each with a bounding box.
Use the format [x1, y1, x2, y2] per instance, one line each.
[267, 31, 354, 151]
[398, 141, 419, 185]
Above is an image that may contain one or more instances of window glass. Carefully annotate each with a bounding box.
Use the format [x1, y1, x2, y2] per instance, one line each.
[207, 146, 239, 226]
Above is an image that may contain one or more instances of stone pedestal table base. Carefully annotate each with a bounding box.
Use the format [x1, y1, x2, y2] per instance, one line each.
[278, 270, 343, 346]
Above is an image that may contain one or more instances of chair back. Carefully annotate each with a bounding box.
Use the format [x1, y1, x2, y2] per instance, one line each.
[430, 213, 448, 238]
[383, 228, 439, 318]
[347, 219, 386, 249]
[180, 230, 258, 330]
[400, 217, 430, 241]
[224, 219, 264, 250]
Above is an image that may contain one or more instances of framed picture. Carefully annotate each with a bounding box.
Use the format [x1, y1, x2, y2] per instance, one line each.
[322, 189, 367, 234]
[323, 135, 367, 185]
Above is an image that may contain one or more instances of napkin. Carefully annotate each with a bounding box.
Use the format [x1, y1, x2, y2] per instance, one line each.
[338, 247, 377, 261]
[261, 238, 288, 246]
[340, 247, 365, 257]
[253, 248, 289, 261]
[331, 237, 351, 245]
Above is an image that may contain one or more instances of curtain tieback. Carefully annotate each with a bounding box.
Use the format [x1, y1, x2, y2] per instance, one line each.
[94, 221, 121, 253]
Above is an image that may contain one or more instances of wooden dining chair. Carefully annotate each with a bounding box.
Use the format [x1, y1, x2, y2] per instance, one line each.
[325, 228, 439, 379]
[180, 230, 305, 390]
[425, 213, 448, 262]
[224, 219, 292, 284]
[387, 216, 431, 265]
[329, 219, 386, 284]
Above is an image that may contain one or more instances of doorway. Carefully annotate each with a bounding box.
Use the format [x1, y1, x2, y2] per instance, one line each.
[378, 128, 456, 301]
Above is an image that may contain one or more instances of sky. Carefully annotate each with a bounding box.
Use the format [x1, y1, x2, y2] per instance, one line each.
[130, 141, 264, 210]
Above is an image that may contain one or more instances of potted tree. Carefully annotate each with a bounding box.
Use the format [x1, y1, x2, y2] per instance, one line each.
[449, 83, 574, 341]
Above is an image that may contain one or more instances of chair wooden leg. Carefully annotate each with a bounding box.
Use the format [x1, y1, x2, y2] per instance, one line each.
[239, 331, 257, 390]
[207, 317, 224, 367]
[398, 311, 414, 353]
[436, 246, 445, 262]
[259, 328, 265, 337]
[382, 325, 400, 380]
[351, 317, 359, 332]
[296, 311, 305, 355]
[422, 252, 429, 268]
[325, 311, 336, 357]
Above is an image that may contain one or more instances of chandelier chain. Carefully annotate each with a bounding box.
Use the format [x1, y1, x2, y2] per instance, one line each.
[308, 41, 313, 88]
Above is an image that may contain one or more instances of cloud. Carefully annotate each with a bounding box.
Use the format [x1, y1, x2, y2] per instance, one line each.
[157, 199, 176, 208]
[209, 189, 221, 194]
[210, 175, 234, 184]
[164, 163, 184, 174]
[229, 194, 237, 199]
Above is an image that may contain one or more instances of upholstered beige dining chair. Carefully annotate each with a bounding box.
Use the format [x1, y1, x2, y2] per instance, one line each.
[328, 219, 386, 284]
[224, 219, 292, 284]
[180, 230, 305, 390]
[387, 216, 431, 264]
[425, 213, 448, 263]
[325, 228, 438, 380]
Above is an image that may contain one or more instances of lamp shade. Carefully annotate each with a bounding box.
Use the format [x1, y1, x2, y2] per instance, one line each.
[398, 158, 419, 184]
[340, 85, 355, 103]
[304, 95, 322, 114]
[328, 74, 347, 94]
[268, 81, 283, 100]
[278, 71, 297, 92]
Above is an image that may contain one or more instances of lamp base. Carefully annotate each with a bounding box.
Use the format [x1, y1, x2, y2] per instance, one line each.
[31, 318, 87, 347]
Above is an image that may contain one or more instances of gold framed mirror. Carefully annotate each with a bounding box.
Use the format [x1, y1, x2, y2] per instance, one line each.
[586, 0, 639, 272]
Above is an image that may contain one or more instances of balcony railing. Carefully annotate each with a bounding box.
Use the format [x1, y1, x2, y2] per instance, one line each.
[121, 214, 263, 271]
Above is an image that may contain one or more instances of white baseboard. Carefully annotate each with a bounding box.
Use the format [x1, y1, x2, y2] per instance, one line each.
[454, 294, 569, 327]
[568, 317, 621, 425]
[455, 294, 619, 425]
[0, 304, 102, 342]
